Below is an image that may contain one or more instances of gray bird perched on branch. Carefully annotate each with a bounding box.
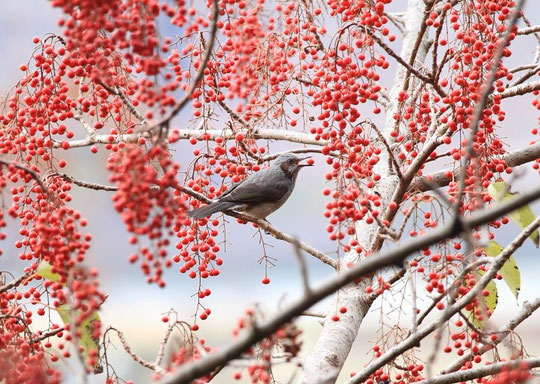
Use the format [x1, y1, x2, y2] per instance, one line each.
[187, 153, 313, 220]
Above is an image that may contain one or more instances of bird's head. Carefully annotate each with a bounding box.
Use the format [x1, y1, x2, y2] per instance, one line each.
[273, 153, 313, 178]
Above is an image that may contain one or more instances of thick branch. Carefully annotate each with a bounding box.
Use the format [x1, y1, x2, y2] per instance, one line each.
[500, 80, 540, 98]
[517, 25, 540, 35]
[161, 186, 540, 384]
[64, 128, 326, 148]
[418, 358, 540, 384]
[411, 141, 540, 192]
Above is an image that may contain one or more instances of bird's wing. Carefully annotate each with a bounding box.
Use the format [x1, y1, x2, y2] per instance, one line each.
[218, 170, 290, 204]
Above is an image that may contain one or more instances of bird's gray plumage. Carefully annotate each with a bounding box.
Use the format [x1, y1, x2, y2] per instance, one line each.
[188, 153, 312, 220]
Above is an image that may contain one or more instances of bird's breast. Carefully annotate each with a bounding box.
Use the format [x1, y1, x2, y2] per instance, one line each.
[243, 200, 286, 219]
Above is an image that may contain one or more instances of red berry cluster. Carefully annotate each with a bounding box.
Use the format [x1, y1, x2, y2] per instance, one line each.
[0, 167, 104, 380]
[0, 326, 61, 384]
[52, 0, 164, 78]
[108, 144, 187, 286]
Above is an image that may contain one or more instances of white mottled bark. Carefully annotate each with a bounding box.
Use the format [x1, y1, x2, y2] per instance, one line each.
[297, 1, 429, 382]
[63, 128, 326, 148]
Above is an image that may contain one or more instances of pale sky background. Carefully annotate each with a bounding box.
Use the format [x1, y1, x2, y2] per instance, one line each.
[1, 2, 540, 384]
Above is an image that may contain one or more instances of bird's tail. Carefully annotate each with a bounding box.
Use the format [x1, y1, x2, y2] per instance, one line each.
[187, 201, 237, 219]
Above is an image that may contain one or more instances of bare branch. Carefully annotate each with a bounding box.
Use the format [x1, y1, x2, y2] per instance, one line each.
[0, 160, 51, 197]
[57, 173, 118, 192]
[0, 271, 31, 294]
[517, 25, 540, 36]
[63, 128, 327, 148]
[106, 327, 166, 375]
[301, 310, 326, 319]
[501, 79, 540, 98]
[31, 326, 65, 344]
[292, 238, 311, 295]
[155, 322, 177, 367]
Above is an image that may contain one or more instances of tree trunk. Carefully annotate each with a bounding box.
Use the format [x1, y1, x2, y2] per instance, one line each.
[297, 1, 429, 382]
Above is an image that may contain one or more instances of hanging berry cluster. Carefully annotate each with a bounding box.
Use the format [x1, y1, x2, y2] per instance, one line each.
[424, 1, 519, 209]
[107, 144, 188, 286]
[0, 166, 104, 382]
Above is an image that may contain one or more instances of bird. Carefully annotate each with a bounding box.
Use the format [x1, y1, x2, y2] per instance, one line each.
[187, 153, 313, 220]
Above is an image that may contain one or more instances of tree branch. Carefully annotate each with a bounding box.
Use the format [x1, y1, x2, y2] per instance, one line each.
[105, 327, 166, 375]
[0, 159, 51, 197]
[0, 271, 31, 294]
[418, 357, 540, 384]
[411, 141, 540, 192]
[62, 175, 336, 268]
[63, 128, 326, 148]
[500, 80, 540, 98]
[517, 25, 540, 36]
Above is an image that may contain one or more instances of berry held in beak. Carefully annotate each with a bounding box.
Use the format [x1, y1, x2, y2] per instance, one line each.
[297, 156, 314, 167]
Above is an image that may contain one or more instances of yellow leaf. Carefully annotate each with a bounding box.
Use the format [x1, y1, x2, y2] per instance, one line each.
[484, 241, 521, 299]
[464, 270, 498, 329]
[36, 260, 61, 282]
[488, 181, 539, 247]
[56, 305, 102, 373]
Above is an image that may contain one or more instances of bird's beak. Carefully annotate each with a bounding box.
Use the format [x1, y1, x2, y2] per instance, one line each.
[297, 156, 313, 167]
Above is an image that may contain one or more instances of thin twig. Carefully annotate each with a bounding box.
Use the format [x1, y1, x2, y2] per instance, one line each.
[106, 327, 166, 375]
[57, 173, 118, 191]
[0, 271, 31, 294]
[0, 160, 51, 197]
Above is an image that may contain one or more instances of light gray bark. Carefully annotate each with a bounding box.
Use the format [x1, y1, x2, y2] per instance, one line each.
[297, 1, 431, 382]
